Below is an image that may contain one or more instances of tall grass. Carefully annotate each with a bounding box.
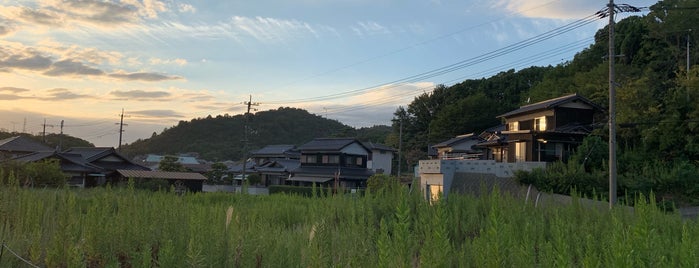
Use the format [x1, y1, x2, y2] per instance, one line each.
[1, 184, 697, 267]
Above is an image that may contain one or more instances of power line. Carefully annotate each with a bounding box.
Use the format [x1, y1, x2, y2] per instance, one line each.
[263, 12, 602, 105]
[323, 37, 594, 116]
[267, 0, 564, 90]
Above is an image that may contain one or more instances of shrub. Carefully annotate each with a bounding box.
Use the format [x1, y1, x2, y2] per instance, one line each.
[0, 159, 67, 187]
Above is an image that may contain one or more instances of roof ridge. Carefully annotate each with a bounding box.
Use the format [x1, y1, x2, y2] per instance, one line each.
[518, 93, 578, 109]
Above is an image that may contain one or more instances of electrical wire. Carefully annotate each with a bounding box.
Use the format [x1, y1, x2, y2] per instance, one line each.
[263, 12, 602, 105]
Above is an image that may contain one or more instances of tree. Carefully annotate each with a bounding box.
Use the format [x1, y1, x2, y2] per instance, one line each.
[206, 162, 231, 184]
[158, 155, 187, 172]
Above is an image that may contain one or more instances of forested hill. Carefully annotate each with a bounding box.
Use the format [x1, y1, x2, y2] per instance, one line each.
[120, 107, 391, 161]
[385, 0, 698, 166]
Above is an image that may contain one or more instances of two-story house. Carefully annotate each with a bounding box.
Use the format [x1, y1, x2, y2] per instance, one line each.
[418, 94, 602, 201]
[479, 93, 602, 163]
[289, 138, 374, 188]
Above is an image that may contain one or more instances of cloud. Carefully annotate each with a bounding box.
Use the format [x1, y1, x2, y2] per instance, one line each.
[44, 88, 93, 100]
[44, 59, 105, 76]
[353, 21, 391, 36]
[230, 16, 326, 42]
[0, 94, 27, 100]
[0, 25, 9, 36]
[16, 7, 64, 26]
[130, 109, 184, 118]
[178, 3, 196, 13]
[111, 89, 171, 99]
[493, 0, 606, 20]
[149, 57, 187, 66]
[0, 53, 53, 71]
[0, 40, 181, 81]
[108, 71, 182, 81]
[0, 86, 30, 93]
[0, 0, 168, 30]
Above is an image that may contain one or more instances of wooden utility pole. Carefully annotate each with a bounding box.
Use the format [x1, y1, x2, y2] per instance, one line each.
[116, 109, 128, 152]
[240, 95, 259, 188]
[608, 0, 618, 208]
[41, 119, 54, 143]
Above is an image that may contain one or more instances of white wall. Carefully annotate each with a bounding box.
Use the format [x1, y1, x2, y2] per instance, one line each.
[368, 149, 393, 175]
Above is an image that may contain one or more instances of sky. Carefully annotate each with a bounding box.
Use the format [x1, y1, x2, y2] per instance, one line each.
[0, 0, 656, 147]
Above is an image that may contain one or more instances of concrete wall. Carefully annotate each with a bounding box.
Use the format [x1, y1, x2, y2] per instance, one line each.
[418, 159, 546, 199]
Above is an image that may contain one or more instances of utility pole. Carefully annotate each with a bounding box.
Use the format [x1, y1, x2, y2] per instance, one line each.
[240, 95, 259, 188]
[59, 120, 64, 151]
[603, 1, 642, 208]
[41, 119, 54, 143]
[608, 0, 618, 208]
[116, 109, 128, 152]
[22, 118, 26, 133]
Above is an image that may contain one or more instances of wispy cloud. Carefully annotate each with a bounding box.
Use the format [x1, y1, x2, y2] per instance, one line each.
[229, 16, 329, 43]
[44, 88, 93, 100]
[108, 71, 181, 81]
[110, 89, 171, 99]
[0, 87, 30, 93]
[130, 109, 184, 118]
[352, 21, 391, 36]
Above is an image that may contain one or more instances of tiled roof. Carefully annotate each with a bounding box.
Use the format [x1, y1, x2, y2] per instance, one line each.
[498, 93, 602, 118]
[64, 147, 149, 171]
[432, 133, 479, 148]
[362, 142, 397, 152]
[63, 147, 112, 161]
[12, 151, 102, 173]
[299, 138, 360, 152]
[0, 136, 52, 152]
[117, 169, 207, 180]
[251, 145, 298, 156]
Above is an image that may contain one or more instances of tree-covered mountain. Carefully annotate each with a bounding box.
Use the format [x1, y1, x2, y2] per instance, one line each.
[120, 107, 391, 161]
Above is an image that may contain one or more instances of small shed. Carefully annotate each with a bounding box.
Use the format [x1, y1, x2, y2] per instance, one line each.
[117, 169, 207, 192]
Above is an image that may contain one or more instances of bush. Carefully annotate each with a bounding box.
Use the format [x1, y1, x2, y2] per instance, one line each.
[366, 174, 400, 193]
[0, 159, 67, 187]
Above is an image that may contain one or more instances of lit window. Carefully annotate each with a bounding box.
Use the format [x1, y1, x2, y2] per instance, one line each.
[534, 116, 547, 131]
[509, 121, 519, 131]
[515, 142, 526, 162]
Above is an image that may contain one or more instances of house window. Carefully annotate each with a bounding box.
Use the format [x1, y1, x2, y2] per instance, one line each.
[322, 155, 339, 164]
[426, 184, 443, 202]
[509, 121, 519, 131]
[302, 155, 317, 164]
[356, 157, 363, 166]
[515, 142, 526, 162]
[534, 116, 547, 131]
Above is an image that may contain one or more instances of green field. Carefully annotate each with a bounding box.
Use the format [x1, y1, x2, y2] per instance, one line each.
[1, 185, 697, 267]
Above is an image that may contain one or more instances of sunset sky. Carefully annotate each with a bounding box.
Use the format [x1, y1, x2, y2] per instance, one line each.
[0, 0, 654, 147]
